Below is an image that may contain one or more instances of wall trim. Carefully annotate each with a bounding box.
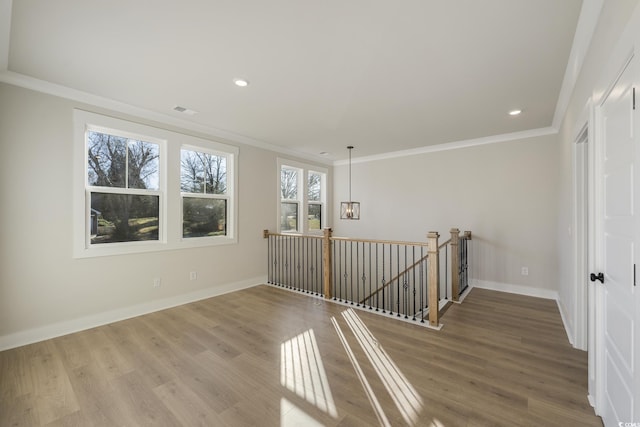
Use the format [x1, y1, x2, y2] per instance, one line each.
[471, 279, 559, 300]
[552, 0, 604, 129]
[556, 297, 576, 346]
[0, 276, 266, 352]
[588, 394, 596, 409]
[334, 127, 558, 166]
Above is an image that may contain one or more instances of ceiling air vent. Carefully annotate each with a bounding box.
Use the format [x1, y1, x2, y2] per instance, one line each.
[172, 105, 198, 115]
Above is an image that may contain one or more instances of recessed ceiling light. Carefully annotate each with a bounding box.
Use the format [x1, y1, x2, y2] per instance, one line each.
[509, 109, 522, 116]
[233, 78, 249, 87]
[320, 151, 330, 156]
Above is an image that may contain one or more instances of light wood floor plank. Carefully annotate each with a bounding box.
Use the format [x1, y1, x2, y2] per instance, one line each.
[152, 378, 228, 427]
[27, 341, 79, 425]
[66, 362, 133, 426]
[111, 370, 182, 426]
[0, 286, 602, 426]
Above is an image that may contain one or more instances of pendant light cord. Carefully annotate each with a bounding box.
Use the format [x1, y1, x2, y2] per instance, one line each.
[348, 146, 352, 203]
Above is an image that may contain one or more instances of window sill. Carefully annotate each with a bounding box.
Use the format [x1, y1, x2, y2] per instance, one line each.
[73, 236, 238, 259]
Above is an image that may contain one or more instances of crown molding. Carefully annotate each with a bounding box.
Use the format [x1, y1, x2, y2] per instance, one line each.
[552, 0, 604, 129]
[334, 127, 558, 166]
[0, 70, 334, 166]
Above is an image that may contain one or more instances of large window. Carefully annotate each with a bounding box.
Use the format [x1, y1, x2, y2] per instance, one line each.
[74, 110, 238, 257]
[180, 147, 229, 238]
[280, 166, 300, 232]
[87, 130, 161, 244]
[278, 160, 327, 233]
[308, 171, 323, 231]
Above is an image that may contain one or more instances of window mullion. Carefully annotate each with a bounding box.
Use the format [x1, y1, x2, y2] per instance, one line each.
[88, 186, 160, 196]
[301, 170, 308, 233]
[181, 192, 227, 200]
[125, 140, 129, 189]
[201, 155, 206, 195]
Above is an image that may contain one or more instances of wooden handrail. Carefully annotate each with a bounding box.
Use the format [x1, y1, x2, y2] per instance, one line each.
[263, 230, 323, 239]
[331, 236, 429, 247]
[264, 230, 429, 247]
[263, 229, 471, 246]
[438, 238, 452, 249]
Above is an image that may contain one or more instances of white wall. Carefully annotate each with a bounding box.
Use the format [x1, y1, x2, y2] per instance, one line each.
[556, 0, 640, 347]
[332, 134, 561, 297]
[0, 82, 328, 350]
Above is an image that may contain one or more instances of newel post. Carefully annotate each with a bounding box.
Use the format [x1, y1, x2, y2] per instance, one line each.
[427, 231, 440, 327]
[322, 228, 333, 299]
[450, 228, 460, 302]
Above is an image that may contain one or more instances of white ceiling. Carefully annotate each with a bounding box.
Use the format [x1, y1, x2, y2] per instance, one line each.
[3, 0, 589, 161]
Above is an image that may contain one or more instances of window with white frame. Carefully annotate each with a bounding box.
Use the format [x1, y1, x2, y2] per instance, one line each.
[307, 171, 323, 231]
[86, 129, 162, 245]
[280, 166, 301, 232]
[180, 147, 229, 238]
[278, 160, 327, 233]
[74, 110, 238, 258]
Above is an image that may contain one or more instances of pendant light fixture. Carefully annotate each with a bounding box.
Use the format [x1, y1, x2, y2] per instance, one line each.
[340, 146, 360, 220]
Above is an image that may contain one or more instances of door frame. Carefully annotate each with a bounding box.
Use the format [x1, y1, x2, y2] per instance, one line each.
[572, 109, 591, 353]
[573, 100, 598, 406]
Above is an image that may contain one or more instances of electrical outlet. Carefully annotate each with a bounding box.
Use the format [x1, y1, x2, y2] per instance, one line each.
[153, 278, 161, 288]
[521, 267, 529, 276]
[189, 271, 197, 281]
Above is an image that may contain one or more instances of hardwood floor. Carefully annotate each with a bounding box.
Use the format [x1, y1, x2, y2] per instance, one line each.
[0, 286, 602, 426]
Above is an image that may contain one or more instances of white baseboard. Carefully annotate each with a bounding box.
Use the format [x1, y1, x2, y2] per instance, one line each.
[471, 279, 559, 300]
[556, 298, 575, 346]
[0, 276, 266, 352]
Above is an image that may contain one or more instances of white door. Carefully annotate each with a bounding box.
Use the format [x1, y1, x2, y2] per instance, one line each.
[595, 56, 638, 426]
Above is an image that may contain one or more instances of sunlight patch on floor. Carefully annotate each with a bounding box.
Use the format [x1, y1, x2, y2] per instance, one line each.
[280, 397, 325, 427]
[331, 316, 392, 427]
[342, 308, 424, 426]
[280, 329, 338, 418]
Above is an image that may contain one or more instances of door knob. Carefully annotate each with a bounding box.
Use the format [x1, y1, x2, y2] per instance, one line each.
[590, 272, 604, 283]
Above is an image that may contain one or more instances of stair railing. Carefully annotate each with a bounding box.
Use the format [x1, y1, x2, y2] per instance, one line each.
[264, 228, 471, 329]
[434, 228, 473, 304]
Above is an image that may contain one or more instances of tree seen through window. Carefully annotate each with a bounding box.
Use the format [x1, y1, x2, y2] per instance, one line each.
[87, 131, 160, 244]
[180, 148, 228, 238]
